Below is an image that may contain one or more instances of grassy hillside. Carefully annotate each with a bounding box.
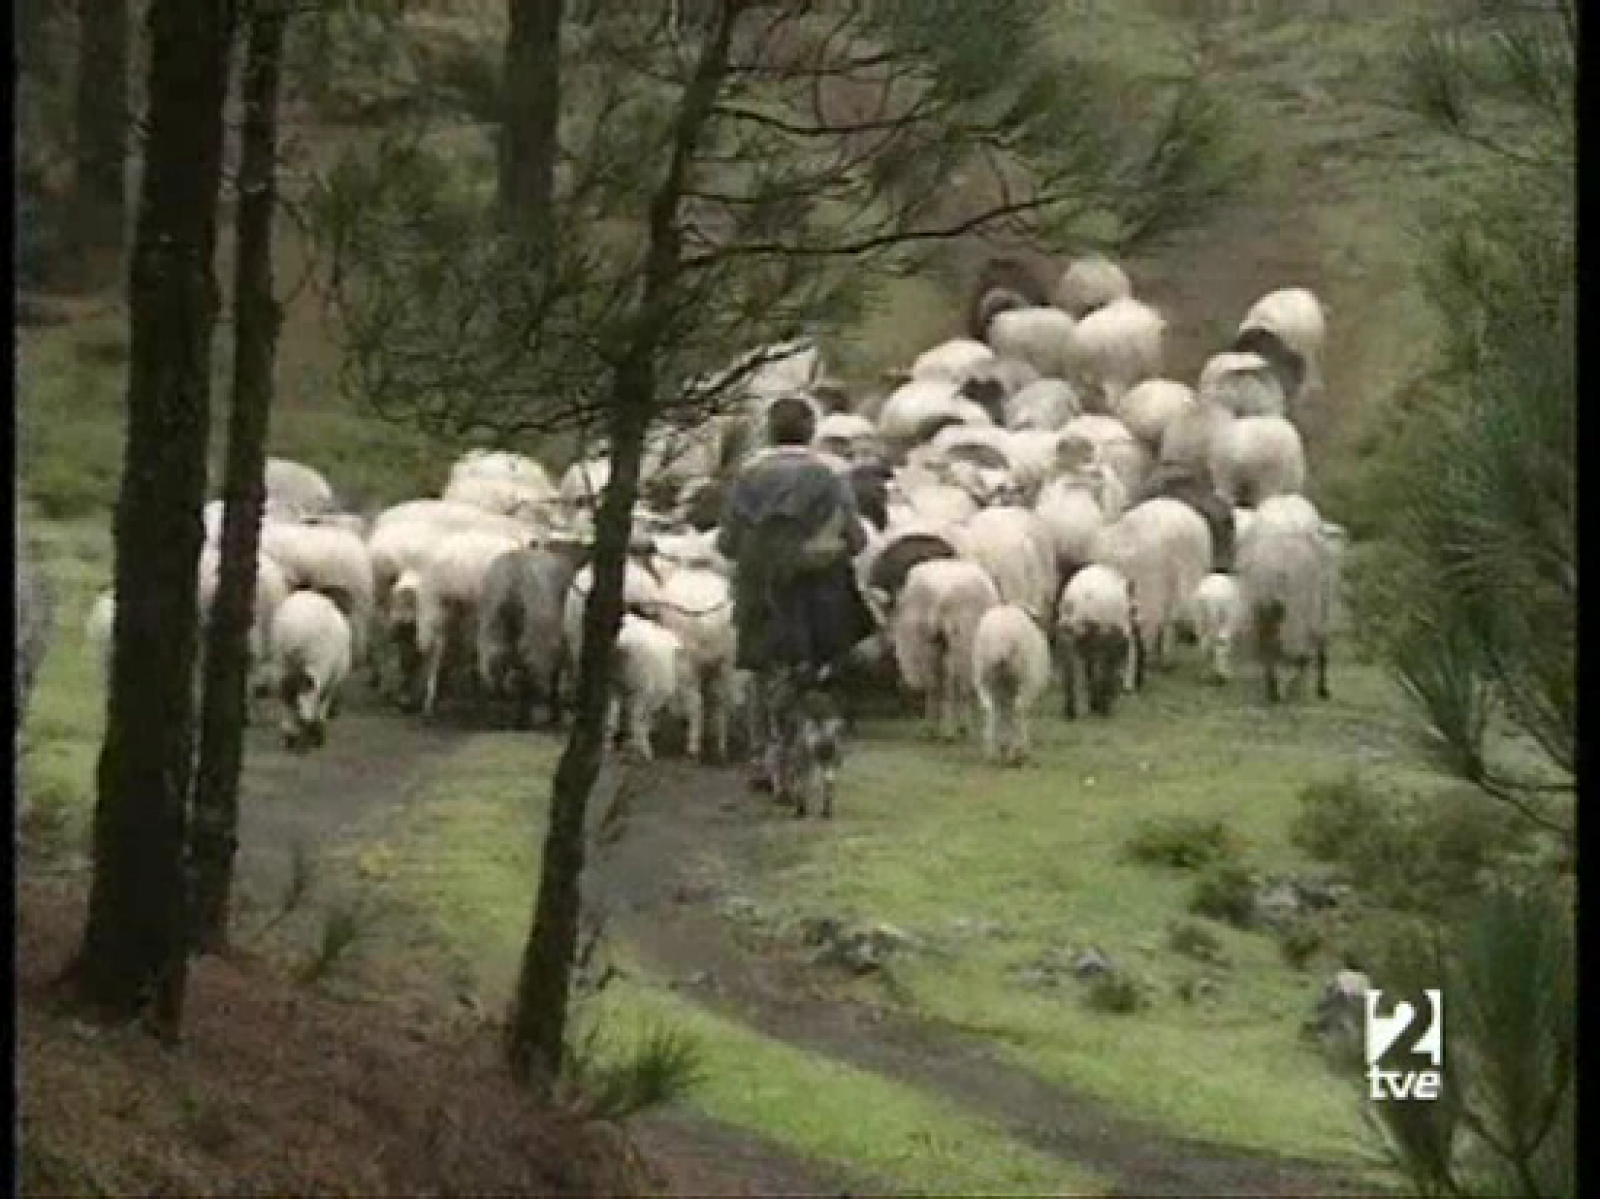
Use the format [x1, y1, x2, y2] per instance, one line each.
[20, 0, 1472, 527]
[17, 1, 1489, 1193]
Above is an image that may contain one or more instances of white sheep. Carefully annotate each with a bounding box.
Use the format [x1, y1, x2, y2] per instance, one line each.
[972, 604, 1053, 765]
[1192, 572, 1247, 684]
[413, 527, 524, 716]
[1003, 429, 1071, 503]
[655, 564, 738, 764]
[876, 378, 994, 450]
[1157, 397, 1236, 483]
[1053, 255, 1133, 319]
[1197, 351, 1287, 419]
[952, 506, 1059, 628]
[202, 499, 225, 544]
[1035, 477, 1111, 577]
[448, 448, 556, 497]
[1245, 494, 1323, 541]
[442, 472, 558, 523]
[986, 356, 1044, 400]
[1243, 496, 1345, 640]
[196, 543, 291, 692]
[814, 411, 881, 460]
[1005, 378, 1082, 432]
[1060, 414, 1152, 500]
[474, 546, 583, 729]
[1055, 563, 1139, 718]
[984, 305, 1077, 381]
[892, 470, 981, 529]
[1209, 415, 1307, 507]
[1065, 297, 1165, 411]
[1237, 286, 1327, 401]
[1235, 518, 1335, 704]
[269, 589, 353, 752]
[258, 518, 376, 666]
[265, 457, 337, 518]
[608, 613, 686, 761]
[563, 560, 665, 679]
[85, 588, 116, 680]
[651, 527, 731, 580]
[1090, 497, 1212, 674]
[366, 508, 535, 693]
[889, 558, 1002, 741]
[909, 338, 998, 385]
[558, 456, 613, 510]
[1115, 379, 1196, 450]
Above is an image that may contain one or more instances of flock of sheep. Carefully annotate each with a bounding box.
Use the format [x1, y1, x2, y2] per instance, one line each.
[82, 253, 1346, 805]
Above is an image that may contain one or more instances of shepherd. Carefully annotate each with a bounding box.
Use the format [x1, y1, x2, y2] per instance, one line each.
[716, 395, 876, 797]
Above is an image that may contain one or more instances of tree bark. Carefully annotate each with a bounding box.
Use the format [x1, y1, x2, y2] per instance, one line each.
[498, 0, 565, 250]
[67, 0, 236, 1038]
[191, 0, 288, 957]
[505, 0, 744, 1093]
[71, 0, 130, 287]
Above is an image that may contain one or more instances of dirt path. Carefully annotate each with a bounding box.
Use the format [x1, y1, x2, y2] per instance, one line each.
[235, 697, 858, 1198]
[587, 760, 1368, 1198]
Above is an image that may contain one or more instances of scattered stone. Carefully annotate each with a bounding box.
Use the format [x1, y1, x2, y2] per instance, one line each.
[1166, 919, 1230, 967]
[1253, 879, 1305, 931]
[717, 893, 763, 923]
[1304, 968, 1373, 1047]
[799, 915, 844, 946]
[1292, 874, 1352, 912]
[804, 918, 918, 976]
[947, 916, 1009, 939]
[1084, 969, 1147, 1014]
[1071, 947, 1113, 980]
[1174, 975, 1223, 1004]
[672, 881, 717, 906]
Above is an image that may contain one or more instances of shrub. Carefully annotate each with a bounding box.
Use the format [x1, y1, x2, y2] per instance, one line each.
[562, 1020, 706, 1120]
[1275, 918, 1325, 971]
[1124, 815, 1242, 870]
[1166, 918, 1229, 967]
[1293, 772, 1533, 919]
[1084, 971, 1145, 1015]
[1189, 862, 1259, 929]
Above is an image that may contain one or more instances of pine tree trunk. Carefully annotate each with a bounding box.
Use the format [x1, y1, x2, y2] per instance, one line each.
[505, 395, 647, 1090]
[70, 0, 130, 287]
[191, 0, 287, 957]
[504, 0, 742, 1092]
[68, 0, 236, 1038]
[498, 0, 565, 249]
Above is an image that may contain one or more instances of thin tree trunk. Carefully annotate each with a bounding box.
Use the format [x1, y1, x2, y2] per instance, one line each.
[191, 0, 288, 957]
[71, 0, 130, 287]
[67, 0, 236, 1039]
[505, 0, 743, 1092]
[498, 0, 565, 249]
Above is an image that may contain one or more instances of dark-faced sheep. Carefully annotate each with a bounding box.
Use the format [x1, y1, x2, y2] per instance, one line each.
[476, 545, 584, 730]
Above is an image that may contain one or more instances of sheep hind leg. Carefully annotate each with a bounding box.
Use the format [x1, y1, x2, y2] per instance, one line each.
[1315, 638, 1331, 700]
[629, 698, 656, 762]
[681, 675, 705, 763]
[709, 676, 732, 766]
[420, 637, 447, 719]
[1059, 636, 1079, 721]
[978, 687, 1000, 763]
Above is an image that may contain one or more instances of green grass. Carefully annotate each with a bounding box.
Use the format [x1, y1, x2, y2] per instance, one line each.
[593, 980, 1102, 1195]
[712, 662, 1427, 1166]
[18, 517, 116, 854]
[343, 660, 1433, 1176]
[348, 734, 1104, 1193]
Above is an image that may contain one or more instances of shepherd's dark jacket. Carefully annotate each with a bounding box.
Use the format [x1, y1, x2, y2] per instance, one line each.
[716, 446, 875, 673]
